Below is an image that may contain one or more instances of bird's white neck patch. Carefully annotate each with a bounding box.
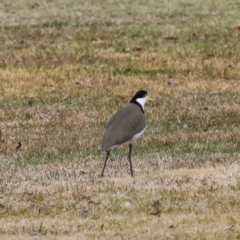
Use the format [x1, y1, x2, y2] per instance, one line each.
[136, 96, 147, 110]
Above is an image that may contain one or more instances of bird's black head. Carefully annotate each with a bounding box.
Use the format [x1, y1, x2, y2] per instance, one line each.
[130, 90, 148, 113]
[130, 90, 148, 102]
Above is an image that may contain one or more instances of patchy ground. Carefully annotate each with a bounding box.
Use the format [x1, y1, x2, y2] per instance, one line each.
[0, 0, 240, 239]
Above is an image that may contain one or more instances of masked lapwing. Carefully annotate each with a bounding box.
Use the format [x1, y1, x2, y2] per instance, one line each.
[100, 90, 151, 177]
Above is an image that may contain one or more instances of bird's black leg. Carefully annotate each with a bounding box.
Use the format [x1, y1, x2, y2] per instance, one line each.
[128, 144, 134, 177]
[101, 150, 110, 177]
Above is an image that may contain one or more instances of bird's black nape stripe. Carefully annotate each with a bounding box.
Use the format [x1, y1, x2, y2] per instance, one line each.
[130, 90, 147, 113]
[132, 100, 145, 113]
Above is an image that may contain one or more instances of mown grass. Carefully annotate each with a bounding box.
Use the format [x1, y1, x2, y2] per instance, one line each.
[0, 0, 240, 239]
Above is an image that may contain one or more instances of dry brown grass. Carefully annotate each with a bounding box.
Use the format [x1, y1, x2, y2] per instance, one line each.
[0, 160, 239, 239]
[1, 0, 240, 239]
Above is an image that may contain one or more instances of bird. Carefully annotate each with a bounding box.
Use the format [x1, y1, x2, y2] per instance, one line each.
[99, 90, 152, 177]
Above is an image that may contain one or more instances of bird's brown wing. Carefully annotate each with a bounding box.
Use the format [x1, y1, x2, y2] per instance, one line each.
[100, 103, 146, 152]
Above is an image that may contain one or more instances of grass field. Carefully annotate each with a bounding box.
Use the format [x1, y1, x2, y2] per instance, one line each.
[0, 0, 240, 239]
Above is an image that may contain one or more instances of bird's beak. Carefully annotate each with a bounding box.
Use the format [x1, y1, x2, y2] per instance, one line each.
[147, 95, 153, 102]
